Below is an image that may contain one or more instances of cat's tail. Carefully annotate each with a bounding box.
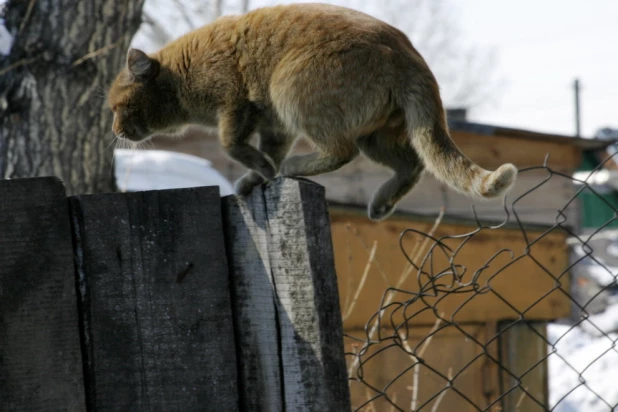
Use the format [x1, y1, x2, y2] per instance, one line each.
[406, 111, 517, 200]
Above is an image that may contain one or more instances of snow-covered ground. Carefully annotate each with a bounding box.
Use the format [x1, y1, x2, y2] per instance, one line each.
[113, 149, 234, 195]
[549, 305, 618, 411]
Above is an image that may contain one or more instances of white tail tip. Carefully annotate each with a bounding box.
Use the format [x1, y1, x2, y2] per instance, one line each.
[479, 163, 517, 198]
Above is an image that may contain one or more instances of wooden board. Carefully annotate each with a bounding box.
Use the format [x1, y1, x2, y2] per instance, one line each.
[221, 189, 283, 412]
[346, 323, 503, 412]
[346, 320, 550, 412]
[450, 130, 581, 170]
[70, 187, 238, 411]
[331, 210, 571, 329]
[0, 177, 86, 412]
[222, 177, 351, 412]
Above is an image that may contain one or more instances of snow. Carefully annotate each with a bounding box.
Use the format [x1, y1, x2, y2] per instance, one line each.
[0, 18, 12, 56]
[549, 306, 618, 411]
[580, 304, 618, 337]
[113, 149, 234, 196]
[570, 243, 618, 287]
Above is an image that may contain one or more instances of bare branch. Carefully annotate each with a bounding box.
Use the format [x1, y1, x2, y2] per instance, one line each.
[18, 0, 36, 34]
[72, 38, 123, 67]
[0, 55, 40, 77]
[171, 0, 197, 29]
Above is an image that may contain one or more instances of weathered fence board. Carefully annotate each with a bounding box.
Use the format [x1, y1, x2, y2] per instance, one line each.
[222, 189, 283, 412]
[0, 177, 86, 412]
[223, 178, 351, 412]
[70, 187, 238, 411]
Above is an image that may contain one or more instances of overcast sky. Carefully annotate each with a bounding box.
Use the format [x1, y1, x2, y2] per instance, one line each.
[457, 0, 618, 138]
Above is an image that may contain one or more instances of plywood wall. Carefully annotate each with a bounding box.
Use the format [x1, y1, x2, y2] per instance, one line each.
[329, 210, 571, 329]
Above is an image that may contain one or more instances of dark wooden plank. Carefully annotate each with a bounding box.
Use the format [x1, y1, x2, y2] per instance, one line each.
[263, 178, 351, 411]
[0, 177, 86, 412]
[222, 190, 283, 412]
[70, 187, 238, 411]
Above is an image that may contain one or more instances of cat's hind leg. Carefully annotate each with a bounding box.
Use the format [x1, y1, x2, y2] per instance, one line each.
[357, 128, 425, 221]
[279, 141, 358, 177]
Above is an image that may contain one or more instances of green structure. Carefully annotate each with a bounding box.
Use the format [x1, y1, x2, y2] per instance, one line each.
[578, 150, 618, 230]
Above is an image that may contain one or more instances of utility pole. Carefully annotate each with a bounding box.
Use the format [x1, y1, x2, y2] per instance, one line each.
[574, 78, 581, 137]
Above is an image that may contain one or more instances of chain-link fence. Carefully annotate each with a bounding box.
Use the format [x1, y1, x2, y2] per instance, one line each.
[344, 157, 618, 412]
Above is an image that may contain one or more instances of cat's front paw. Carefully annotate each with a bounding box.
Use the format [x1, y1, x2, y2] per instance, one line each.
[256, 158, 276, 180]
[234, 172, 264, 196]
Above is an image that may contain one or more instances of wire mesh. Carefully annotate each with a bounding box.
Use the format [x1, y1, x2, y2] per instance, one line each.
[344, 155, 618, 412]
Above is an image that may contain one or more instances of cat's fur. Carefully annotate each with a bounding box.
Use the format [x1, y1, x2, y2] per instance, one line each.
[108, 3, 517, 221]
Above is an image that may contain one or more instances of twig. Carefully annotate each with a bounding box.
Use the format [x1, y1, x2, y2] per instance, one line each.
[388, 393, 398, 412]
[0, 55, 40, 77]
[18, 0, 37, 34]
[342, 240, 377, 321]
[72, 39, 123, 67]
[347, 208, 445, 386]
[396, 207, 446, 290]
[364, 387, 377, 412]
[514, 388, 528, 411]
[171, 0, 196, 29]
[350, 227, 392, 286]
[429, 368, 453, 412]
[410, 316, 443, 411]
[374, 207, 445, 334]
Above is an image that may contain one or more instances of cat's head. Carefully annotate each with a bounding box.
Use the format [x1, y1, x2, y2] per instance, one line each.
[108, 49, 185, 142]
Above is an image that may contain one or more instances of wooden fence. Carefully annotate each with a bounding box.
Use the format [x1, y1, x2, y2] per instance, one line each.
[0, 176, 350, 412]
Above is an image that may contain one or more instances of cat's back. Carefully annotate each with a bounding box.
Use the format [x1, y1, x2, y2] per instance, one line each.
[238, 3, 413, 55]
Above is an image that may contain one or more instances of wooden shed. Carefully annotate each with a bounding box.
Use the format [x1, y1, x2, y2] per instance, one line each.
[148, 120, 610, 410]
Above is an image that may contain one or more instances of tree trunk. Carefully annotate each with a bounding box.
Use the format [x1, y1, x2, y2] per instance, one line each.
[0, 0, 145, 195]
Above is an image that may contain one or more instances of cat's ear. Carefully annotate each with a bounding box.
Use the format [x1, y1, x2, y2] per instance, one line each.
[127, 48, 160, 82]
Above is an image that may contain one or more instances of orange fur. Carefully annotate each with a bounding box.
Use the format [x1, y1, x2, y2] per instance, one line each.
[108, 3, 516, 221]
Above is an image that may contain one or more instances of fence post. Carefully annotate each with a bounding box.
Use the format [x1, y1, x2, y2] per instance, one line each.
[498, 320, 548, 411]
[0, 177, 86, 411]
[223, 177, 351, 411]
[69, 186, 239, 411]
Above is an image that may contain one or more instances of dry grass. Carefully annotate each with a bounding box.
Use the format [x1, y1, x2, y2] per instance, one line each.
[347, 208, 448, 411]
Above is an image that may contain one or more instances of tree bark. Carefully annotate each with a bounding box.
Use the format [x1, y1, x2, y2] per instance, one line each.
[0, 0, 145, 195]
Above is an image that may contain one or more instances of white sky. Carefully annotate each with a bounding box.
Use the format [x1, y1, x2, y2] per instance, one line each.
[457, 0, 618, 137]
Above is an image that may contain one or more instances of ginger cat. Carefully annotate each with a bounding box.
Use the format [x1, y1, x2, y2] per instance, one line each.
[108, 3, 517, 221]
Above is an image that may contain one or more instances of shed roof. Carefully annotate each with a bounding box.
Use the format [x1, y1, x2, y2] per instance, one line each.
[448, 120, 617, 150]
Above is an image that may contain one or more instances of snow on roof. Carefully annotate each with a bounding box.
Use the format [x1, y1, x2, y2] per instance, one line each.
[114, 149, 234, 196]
